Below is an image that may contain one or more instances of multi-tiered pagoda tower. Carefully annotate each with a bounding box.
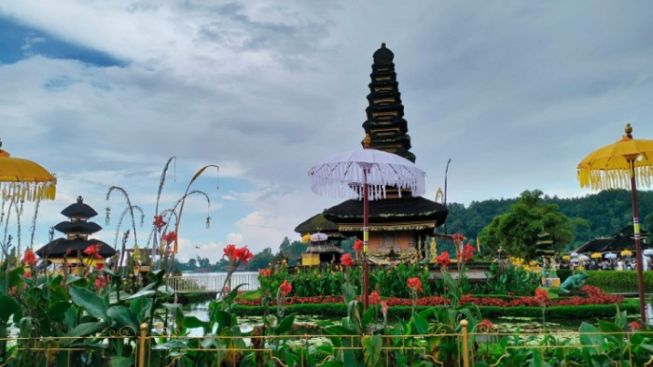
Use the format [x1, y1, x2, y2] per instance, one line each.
[37, 196, 116, 268]
[297, 44, 448, 263]
[362, 43, 415, 164]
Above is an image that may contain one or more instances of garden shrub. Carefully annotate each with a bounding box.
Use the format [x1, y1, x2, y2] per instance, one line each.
[558, 270, 653, 292]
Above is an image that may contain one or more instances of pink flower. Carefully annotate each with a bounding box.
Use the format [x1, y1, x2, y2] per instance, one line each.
[451, 233, 465, 243]
[341, 253, 354, 267]
[22, 249, 37, 266]
[279, 280, 292, 297]
[369, 290, 381, 305]
[407, 277, 423, 293]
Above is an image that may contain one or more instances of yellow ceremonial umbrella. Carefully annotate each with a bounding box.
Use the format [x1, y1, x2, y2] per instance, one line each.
[590, 252, 602, 260]
[577, 123, 652, 324]
[0, 141, 56, 202]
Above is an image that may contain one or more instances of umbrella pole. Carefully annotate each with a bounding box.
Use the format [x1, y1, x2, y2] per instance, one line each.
[629, 159, 647, 325]
[363, 169, 369, 311]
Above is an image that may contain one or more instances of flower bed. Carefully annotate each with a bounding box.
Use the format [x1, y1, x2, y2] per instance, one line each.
[237, 285, 623, 307]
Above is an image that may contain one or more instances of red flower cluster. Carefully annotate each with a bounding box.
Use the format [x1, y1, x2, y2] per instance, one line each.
[24, 271, 32, 279]
[353, 239, 364, 253]
[476, 319, 494, 332]
[83, 244, 103, 259]
[279, 280, 292, 296]
[369, 290, 381, 305]
[458, 243, 475, 263]
[223, 244, 254, 265]
[407, 277, 423, 293]
[162, 231, 177, 244]
[341, 253, 354, 267]
[436, 251, 451, 268]
[535, 288, 549, 305]
[153, 215, 166, 230]
[629, 321, 641, 331]
[22, 249, 37, 266]
[451, 233, 465, 243]
[259, 268, 272, 277]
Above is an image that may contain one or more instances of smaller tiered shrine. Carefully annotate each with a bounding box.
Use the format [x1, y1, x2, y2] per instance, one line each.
[36, 196, 116, 269]
[295, 214, 344, 266]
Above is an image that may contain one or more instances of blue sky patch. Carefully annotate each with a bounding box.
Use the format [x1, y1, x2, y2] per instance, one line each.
[0, 16, 124, 67]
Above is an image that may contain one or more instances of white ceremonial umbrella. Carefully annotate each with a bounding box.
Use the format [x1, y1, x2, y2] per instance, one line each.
[604, 252, 618, 260]
[308, 147, 426, 309]
[310, 232, 329, 242]
[643, 249, 653, 256]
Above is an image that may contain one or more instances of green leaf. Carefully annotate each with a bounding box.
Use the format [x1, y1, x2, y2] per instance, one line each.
[70, 286, 108, 320]
[109, 356, 133, 367]
[47, 301, 71, 321]
[411, 312, 429, 335]
[184, 316, 208, 330]
[276, 314, 296, 335]
[65, 321, 106, 338]
[0, 295, 21, 322]
[107, 305, 139, 333]
[152, 339, 188, 350]
[362, 334, 382, 367]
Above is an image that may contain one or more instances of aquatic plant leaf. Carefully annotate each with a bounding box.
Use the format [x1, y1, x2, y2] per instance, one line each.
[70, 286, 108, 320]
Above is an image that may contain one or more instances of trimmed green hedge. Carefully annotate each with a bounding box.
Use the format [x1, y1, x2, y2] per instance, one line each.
[557, 269, 653, 292]
[233, 300, 638, 320]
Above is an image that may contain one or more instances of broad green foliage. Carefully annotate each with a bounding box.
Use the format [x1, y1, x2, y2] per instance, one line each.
[479, 190, 575, 260]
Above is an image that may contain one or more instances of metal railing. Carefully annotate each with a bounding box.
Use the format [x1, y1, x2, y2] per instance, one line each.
[0, 322, 651, 366]
[167, 272, 260, 293]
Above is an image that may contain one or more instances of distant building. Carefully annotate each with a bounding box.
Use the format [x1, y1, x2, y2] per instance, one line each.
[575, 225, 650, 254]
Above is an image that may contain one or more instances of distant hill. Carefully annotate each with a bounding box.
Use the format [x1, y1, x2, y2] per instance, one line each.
[445, 189, 653, 249]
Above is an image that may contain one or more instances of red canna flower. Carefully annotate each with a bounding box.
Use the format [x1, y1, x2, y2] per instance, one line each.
[236, 246, 254, 265]
[369, 290, 381, 305]
[95, 263, 104, 271]
[341, 253, 354, 267]
[279, 280, 292, 297]
[381, 300, 388, 319]
[458, 243, 475, 263]
[153, 215, 166, 230]
[451, 233, 465, 243]
[628, 321, 641, 331]
[94, 276, 106, 290]
[24, 271, 32, 279]
[162, 231, 177, 244]
[259, 268, 272, 277]
[353, 239, 364, 253]
[436, 251, 451, 268]
[407, 277, 423, 293]
[223, 244, 238, 261]
[22, 249, 37, 266]
[535, 288, 549, 305]
[83, 244, 103, 259]
[477, 319, 494, 332]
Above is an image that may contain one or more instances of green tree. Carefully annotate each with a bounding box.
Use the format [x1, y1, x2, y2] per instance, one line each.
[278, 236, 305, 266]
[248, 247, 275, 270]
[478, 190, 575, 259]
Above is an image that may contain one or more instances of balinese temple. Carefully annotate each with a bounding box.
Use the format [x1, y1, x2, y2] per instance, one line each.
[575, 225, 650, 254]
[535, 231, 555, 258]
[297, 43, 448, 264]
[295, 214, 344, 266]
[36, 196, 116, 269]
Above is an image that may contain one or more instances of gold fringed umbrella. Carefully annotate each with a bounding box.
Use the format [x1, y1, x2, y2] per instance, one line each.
[0, 141, 57, 202]
[577, 123, 653, 325]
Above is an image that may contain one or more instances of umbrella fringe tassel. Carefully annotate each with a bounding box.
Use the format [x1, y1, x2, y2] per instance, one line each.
[1, 181, 57, 202]
[578, 165, 653, 190]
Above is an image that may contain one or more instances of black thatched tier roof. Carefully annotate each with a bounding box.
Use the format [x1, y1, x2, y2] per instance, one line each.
[575, 225, 650, 253]
[324, 196, 447, 225]
[54, 221, 102, 235]
[36, 238, 116, 258]
[294, 213, 341, 234]
[61, 196, 98, 218]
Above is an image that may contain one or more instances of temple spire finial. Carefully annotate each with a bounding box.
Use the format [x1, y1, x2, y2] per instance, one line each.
[625, 123, 633, 139]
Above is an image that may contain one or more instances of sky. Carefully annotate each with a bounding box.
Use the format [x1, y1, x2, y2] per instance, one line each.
[1, 1, 652, 261]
